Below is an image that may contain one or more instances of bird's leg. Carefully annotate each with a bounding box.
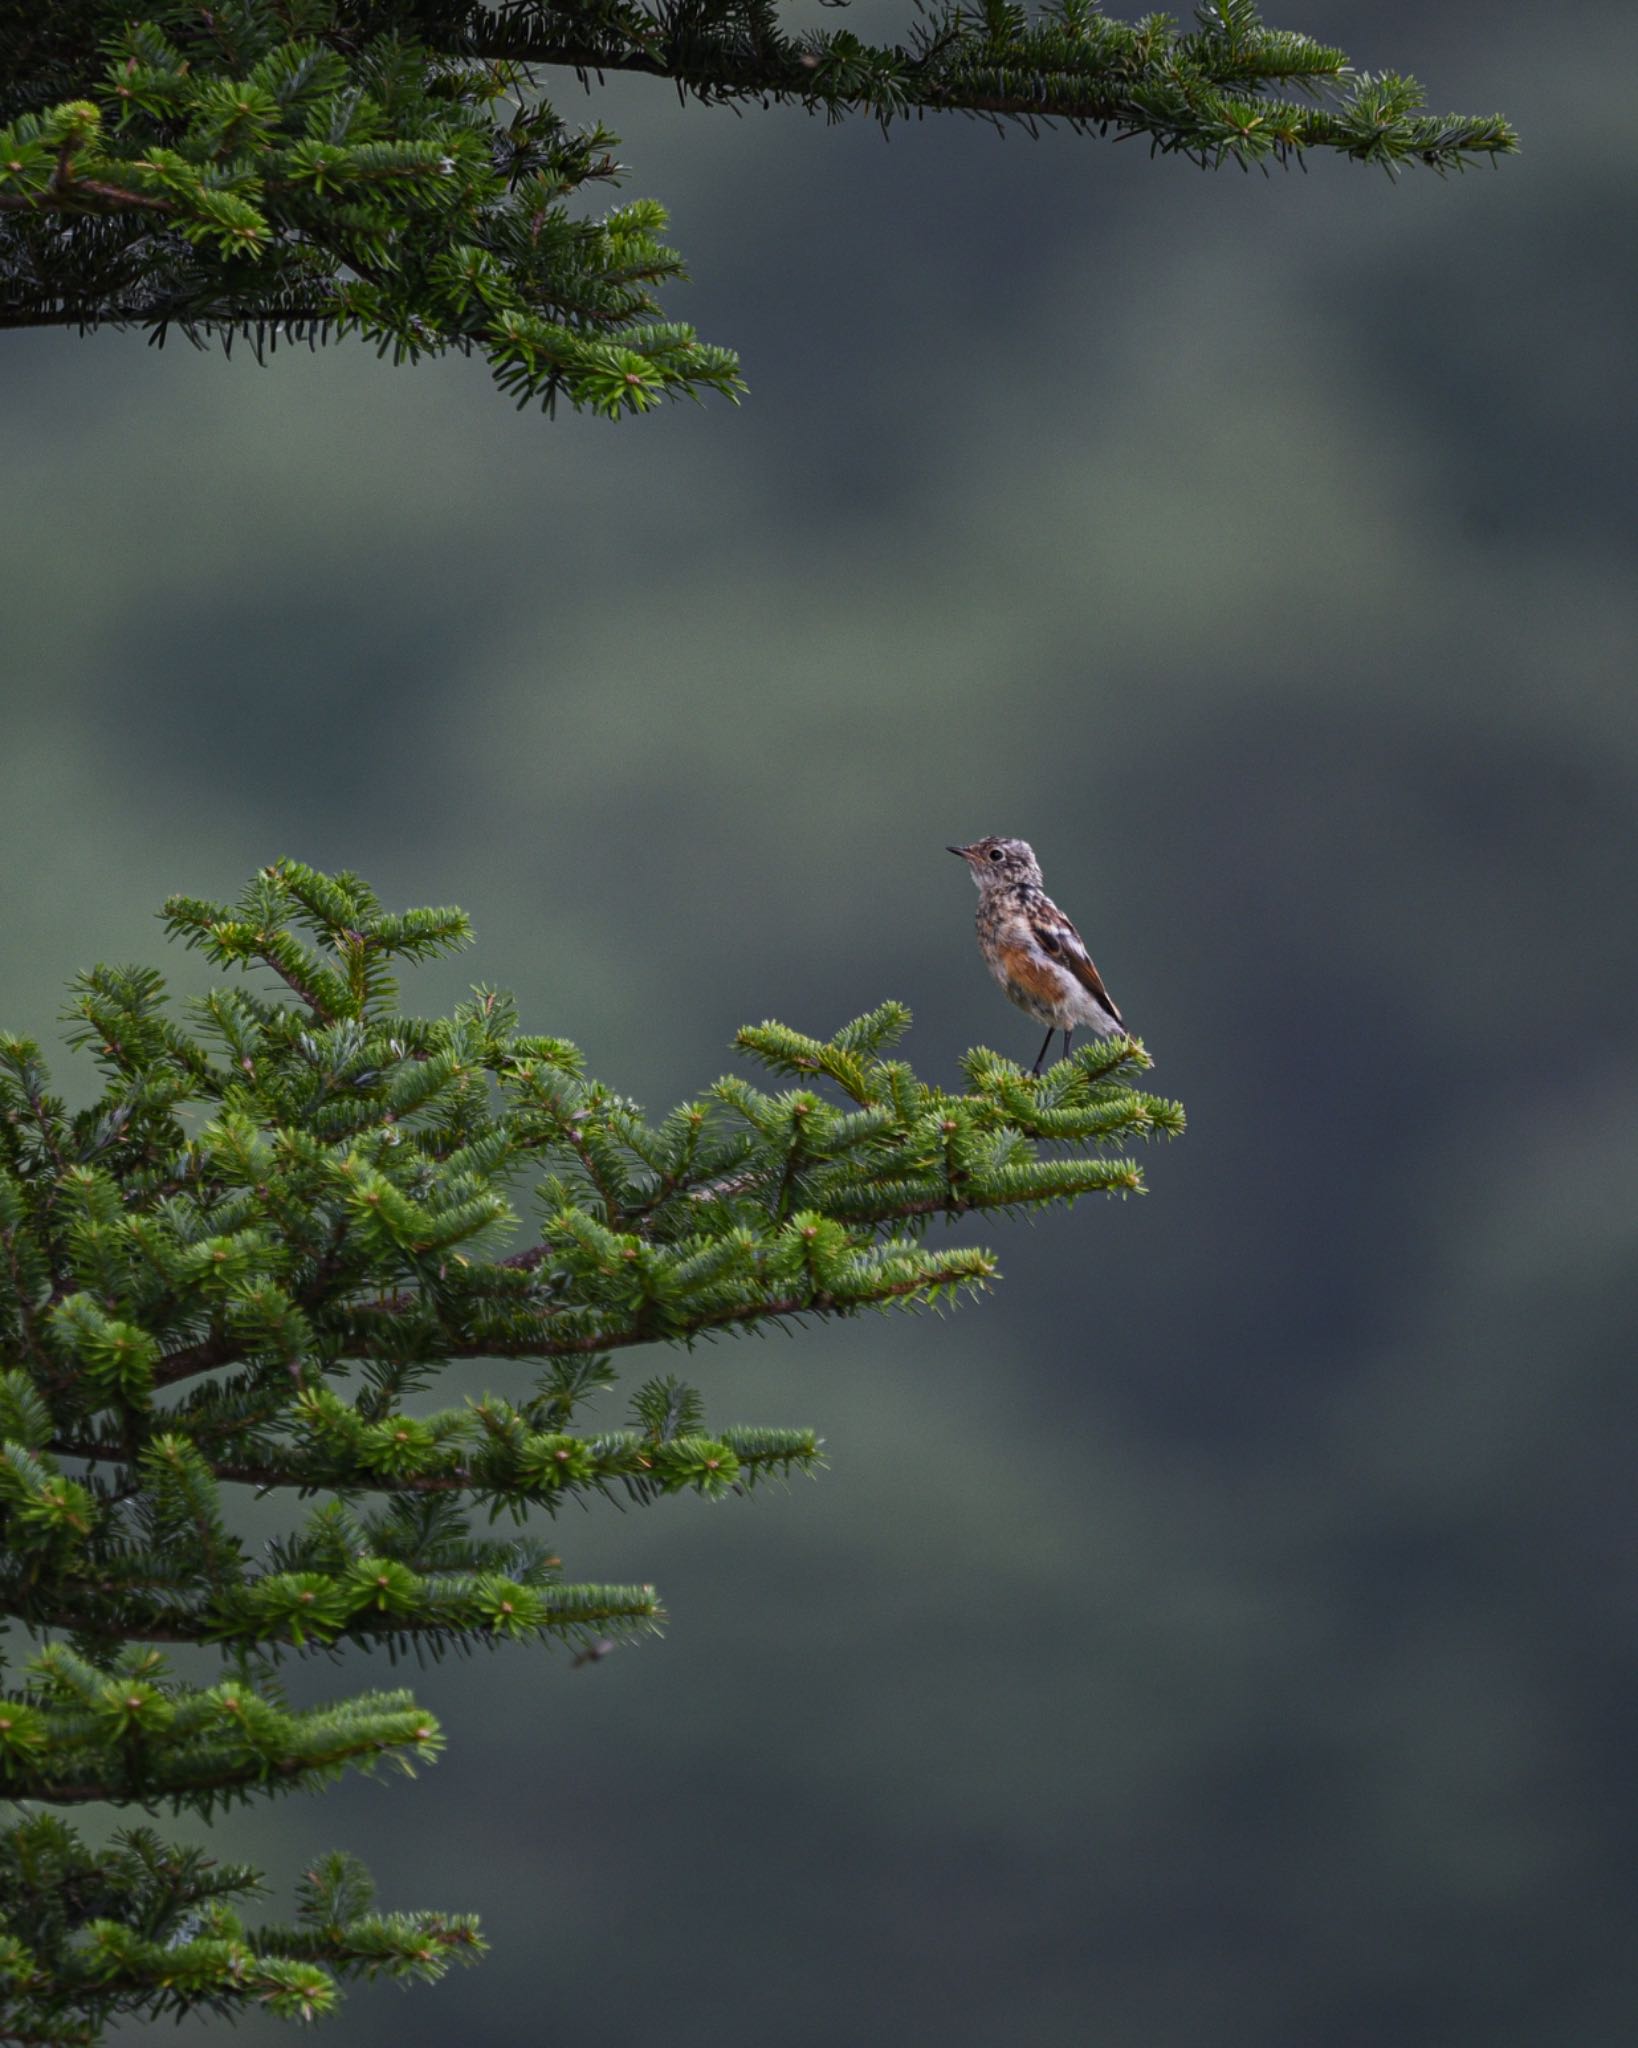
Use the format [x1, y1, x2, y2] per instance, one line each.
[1030, 1026, 1055, 1076]
[1062, 1029, 1074, 1064]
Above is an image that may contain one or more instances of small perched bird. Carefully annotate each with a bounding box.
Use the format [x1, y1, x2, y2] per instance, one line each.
[948, 836, 1129, 1074]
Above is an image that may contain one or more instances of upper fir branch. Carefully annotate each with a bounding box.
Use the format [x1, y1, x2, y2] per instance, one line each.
[0, 4, 1512, 415]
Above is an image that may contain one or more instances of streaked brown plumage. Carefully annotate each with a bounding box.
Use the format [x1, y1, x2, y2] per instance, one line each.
[948, 836, 1128, 1074]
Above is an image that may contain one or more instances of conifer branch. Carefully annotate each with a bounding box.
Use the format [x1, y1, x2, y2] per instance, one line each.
[0, 4, 1513, 416]
[0, 862, 1181, 2036]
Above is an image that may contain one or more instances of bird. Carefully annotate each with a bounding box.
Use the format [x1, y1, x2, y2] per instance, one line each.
[947, 837, 1129, 1075]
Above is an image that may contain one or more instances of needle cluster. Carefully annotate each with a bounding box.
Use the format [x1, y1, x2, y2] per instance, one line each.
[0, 860, 1180, 2038]
[0, 2, 1515, 414]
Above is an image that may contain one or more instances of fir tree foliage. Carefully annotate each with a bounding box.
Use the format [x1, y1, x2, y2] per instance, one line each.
[0, 2, 1515, 414]
[0, 861, 1181, 2038]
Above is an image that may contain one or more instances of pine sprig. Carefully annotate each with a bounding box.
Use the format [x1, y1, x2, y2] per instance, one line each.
[0, 1817, 482, 2040]
[0, 4, 1514, 411]
[0, 1644, 443, 1814]
[0, 860, 1182, 2037]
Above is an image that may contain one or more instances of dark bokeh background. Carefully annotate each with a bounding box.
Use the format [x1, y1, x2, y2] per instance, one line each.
[4, 3, 1635, 2041]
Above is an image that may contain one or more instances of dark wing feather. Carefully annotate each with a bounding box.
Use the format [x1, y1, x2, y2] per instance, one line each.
[1032, 906, 1125, 1029]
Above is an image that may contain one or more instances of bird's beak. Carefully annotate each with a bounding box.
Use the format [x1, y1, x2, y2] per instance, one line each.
[947, 844, 970, 859]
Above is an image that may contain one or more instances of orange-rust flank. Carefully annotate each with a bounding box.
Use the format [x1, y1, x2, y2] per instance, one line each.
[996, 941, 1067, 1012]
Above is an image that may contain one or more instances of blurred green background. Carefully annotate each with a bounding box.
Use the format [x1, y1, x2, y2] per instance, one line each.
[4, 2, 1636, 2041]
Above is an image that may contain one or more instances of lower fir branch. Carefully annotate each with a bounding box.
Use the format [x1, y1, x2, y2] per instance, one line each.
[52, 1940, 342, 2027]
[256, 1912, 486, 1984]
[821, 1161, 1145, 1223]
[522, 1257, 999, 1355]
[0, 1815, 480, 2034]
[0, 863, 1195, 2044]
[3, 1580, 663, 1654]
[45, 1420, 824, 1523]
[2, 1722, 442, 1812]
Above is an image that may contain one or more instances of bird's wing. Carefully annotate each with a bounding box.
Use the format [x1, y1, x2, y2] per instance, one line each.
[1030, 905, 1126, 1029]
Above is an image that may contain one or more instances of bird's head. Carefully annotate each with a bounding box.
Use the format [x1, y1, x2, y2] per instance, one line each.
[948, 837, 1042, 890]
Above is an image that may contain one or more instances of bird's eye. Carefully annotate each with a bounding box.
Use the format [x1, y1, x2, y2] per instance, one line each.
[988, 848, 1004, 862]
